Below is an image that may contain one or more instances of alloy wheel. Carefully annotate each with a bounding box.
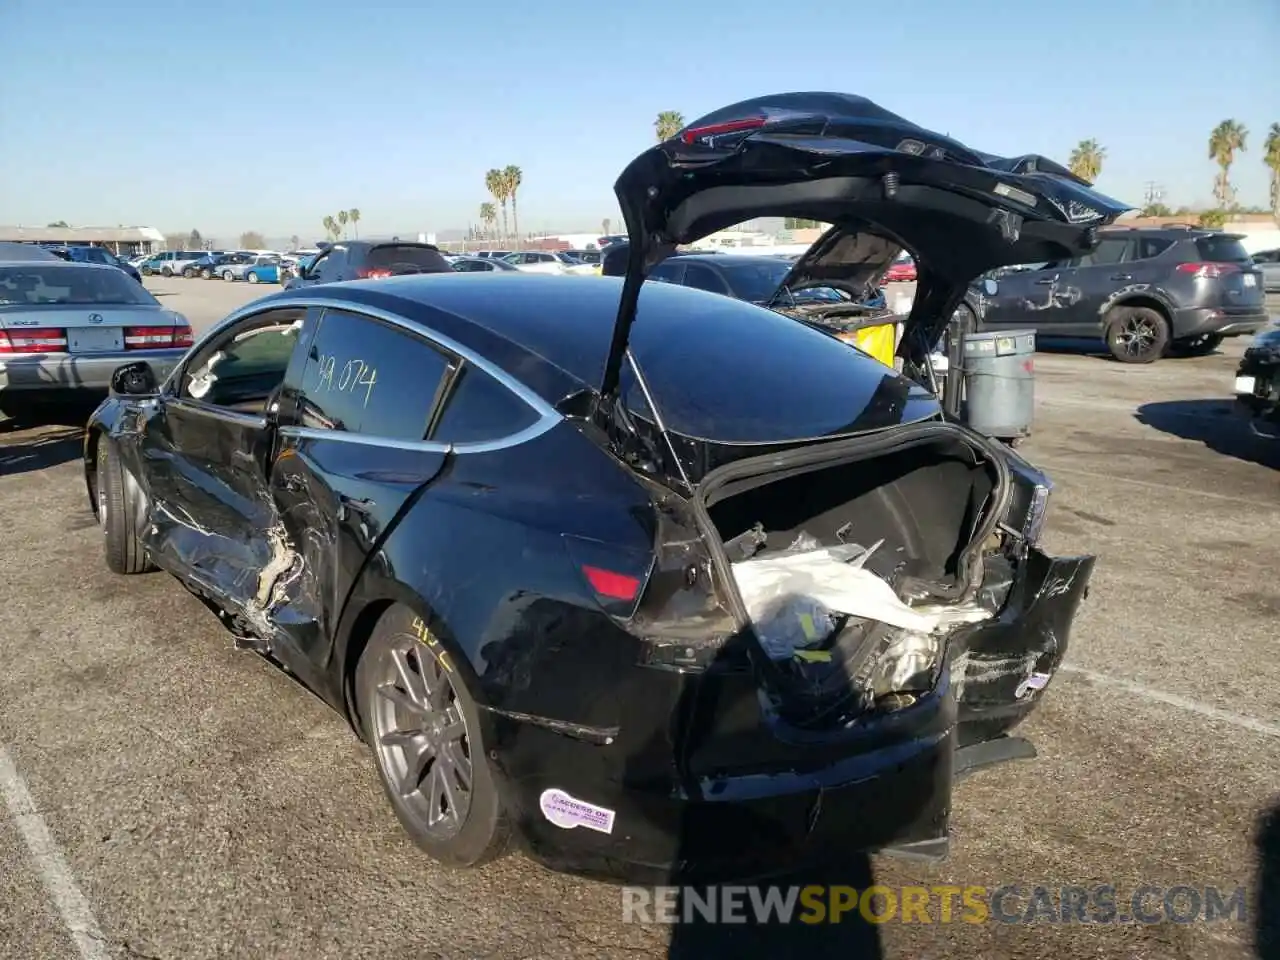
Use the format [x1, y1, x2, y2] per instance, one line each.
[1116, 315, 1159, 359]
[370, 638, 473, 840]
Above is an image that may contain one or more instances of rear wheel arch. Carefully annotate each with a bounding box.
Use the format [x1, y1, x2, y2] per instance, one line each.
[340, 592, 486, 742]
[1102, 293, 1172, 328]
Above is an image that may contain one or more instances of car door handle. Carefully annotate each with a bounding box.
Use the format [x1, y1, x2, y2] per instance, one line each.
[1110, 273, 1133, 281]
[1034, 277, 1057, 285]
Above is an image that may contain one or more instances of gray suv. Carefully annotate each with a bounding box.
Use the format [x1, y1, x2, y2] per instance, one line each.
[977, 227, 1267, 363]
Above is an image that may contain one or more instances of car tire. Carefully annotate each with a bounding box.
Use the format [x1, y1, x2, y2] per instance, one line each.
[248, 273, 260, 284]
[1105, 306, 1168, 364]
[355, 606, 510, 869]
[222, 270, 234, 281]
[140, 266, 153, 277]
[200, 269, 212, 280]
[182, 267, 195, 279]
[96, 436, 154, 575]
[1171, 333, 1224, 357]
[161, 267, 173, 278]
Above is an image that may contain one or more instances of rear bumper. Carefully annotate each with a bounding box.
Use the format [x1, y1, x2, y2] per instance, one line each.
[1171, 306, 1269, 339]
[0, 349, 184, 393]
[487, 546, 1093, 884]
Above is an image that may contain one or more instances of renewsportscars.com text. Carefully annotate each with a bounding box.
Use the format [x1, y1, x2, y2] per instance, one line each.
[621, 884, 1249, 925]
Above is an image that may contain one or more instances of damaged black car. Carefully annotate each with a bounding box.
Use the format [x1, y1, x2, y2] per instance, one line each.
[84, 91, 1129, 883]
[1235, 324, 1280, 441]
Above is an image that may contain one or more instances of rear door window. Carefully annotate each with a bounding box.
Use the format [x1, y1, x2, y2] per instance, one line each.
[1134, 237, 1173, 260]
[682, 263, 730, 295]
[647, 260, 685, 284]
[1194, 235, 1251, 263]
[429, 364, 539, 444]
[295, 308, 450, 439]
[1074, 237, 1131, 266]
[365, 245, 452, 273]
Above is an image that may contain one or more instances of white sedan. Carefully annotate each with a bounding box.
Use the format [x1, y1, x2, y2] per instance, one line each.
[502, 252, 595, 275]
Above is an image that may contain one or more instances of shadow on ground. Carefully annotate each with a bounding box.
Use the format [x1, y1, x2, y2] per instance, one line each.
[1257, 801, 1279, 960]
[1135, 400, 1280, 469]
[0, 426, 85, 477]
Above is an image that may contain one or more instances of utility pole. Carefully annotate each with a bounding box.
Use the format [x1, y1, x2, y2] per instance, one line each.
[1143, 181, 1165, 209]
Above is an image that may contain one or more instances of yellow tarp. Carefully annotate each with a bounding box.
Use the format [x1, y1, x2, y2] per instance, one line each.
[844, 322, 898, 367]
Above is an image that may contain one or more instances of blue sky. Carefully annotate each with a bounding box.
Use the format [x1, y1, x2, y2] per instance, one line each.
[2, 0, 1277, 241]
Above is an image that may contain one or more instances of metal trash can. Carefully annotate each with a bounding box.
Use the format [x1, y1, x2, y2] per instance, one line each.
[959, 329, 1037, 441]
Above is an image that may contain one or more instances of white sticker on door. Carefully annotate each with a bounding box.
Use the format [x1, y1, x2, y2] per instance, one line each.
[539, 788, 616, 834]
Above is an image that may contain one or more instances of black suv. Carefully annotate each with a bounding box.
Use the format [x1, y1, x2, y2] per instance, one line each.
[975, 227, 1267, 363]
[286, 241, 451, 289]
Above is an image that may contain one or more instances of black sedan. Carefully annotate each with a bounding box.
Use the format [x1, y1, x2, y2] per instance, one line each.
[1234, 324, 1280, 440]
[84, 90, 1126, 882]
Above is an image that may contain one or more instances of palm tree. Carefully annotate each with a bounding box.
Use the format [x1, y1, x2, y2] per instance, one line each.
[1209, 119, 1248, 209]
[347, 208, 360, 239]
[337, 210, 349, 238]
[289, 234, 300, 251]
[322, 216, 336, 240]
[503, 165, 523, 250]
[485, 169, 507, 245]
[601, 217, 611, 237]
[1263, 123, 1280, 218]
[1067, 139, 1106, 184]
[479, 202, 497, 240]
[654, 111, 684, 142]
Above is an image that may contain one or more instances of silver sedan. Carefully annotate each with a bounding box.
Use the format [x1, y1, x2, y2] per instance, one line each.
[0, 260, 193, 413]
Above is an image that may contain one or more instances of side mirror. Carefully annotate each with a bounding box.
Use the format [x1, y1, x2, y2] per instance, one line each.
[982, 278, 998, 297]
[110, 361, 159, 396]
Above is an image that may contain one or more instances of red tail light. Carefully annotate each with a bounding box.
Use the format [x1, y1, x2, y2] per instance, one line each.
[0, 328, 67, 354]
[125, 324, 193, 349]
[582, 566, 642, 602]
[1176, 261, 1240, 279]
[679, 116, 767, 146]
[563, 535, 653, 615]
[356, 267, 394, 279]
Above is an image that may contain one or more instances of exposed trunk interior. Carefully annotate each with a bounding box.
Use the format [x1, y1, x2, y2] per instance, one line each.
[706, 437, 997, 588]
[700, 434, 1008, 729]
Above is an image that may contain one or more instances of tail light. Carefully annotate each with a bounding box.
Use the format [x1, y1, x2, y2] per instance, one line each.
[1176, 262, 1240, 279]
[0, 328, 67, 354]
[356, 267, 394, 279]
[563, 535, 651, 617]
[678, 116, 767, 147]
[125, 324, 194, 349]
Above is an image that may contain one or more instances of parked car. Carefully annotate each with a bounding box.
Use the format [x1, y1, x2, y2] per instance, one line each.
[244, 260, 283, 285]
[973, 227, 1267, 363]
[884, 255, 917, 283]
[84, 92, 1126, 882]
[218, 255, 278, 282]
[286, 241, 452, 289]
[566, 249, 603, 266]
[43, 245, 143, 284]
[501, 251, 578, 274]
[1251, 248, 1280, 292]
[140, 251, 224, 277]
[0, 241, 62, 262]
[450, 257, 520, 273]
[1234, 324, 1280, 440]
[473, 251, 513, 260]
[0, 260, 192, 416]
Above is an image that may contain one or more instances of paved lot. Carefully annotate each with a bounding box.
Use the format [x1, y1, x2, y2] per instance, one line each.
[0, 277, 1277, 959]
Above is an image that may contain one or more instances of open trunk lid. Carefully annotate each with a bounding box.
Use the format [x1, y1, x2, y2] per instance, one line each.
[599, 90, 1132, 400]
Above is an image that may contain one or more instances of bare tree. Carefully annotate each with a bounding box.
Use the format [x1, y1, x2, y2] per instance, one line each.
[240, 231, 266, 249]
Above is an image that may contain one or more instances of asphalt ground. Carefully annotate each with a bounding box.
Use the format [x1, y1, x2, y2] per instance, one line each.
[0, 276, 1276, 959]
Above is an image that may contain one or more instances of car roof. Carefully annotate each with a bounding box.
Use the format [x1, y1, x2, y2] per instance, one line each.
[0, 258, 118, 271]
[0, 242, 63, 262]
[668, 253, 780, 267]
[271, 273, 932, 443]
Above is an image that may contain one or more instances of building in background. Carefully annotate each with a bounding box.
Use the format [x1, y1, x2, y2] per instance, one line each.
[0, 225, 165, 257]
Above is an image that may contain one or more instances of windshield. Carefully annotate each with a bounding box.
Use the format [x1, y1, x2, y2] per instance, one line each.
[720, 259, 793, 302]
[0, 266, 159, 306]
[1195, 236, 1251, 263]
[366, 245, 451, 272]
